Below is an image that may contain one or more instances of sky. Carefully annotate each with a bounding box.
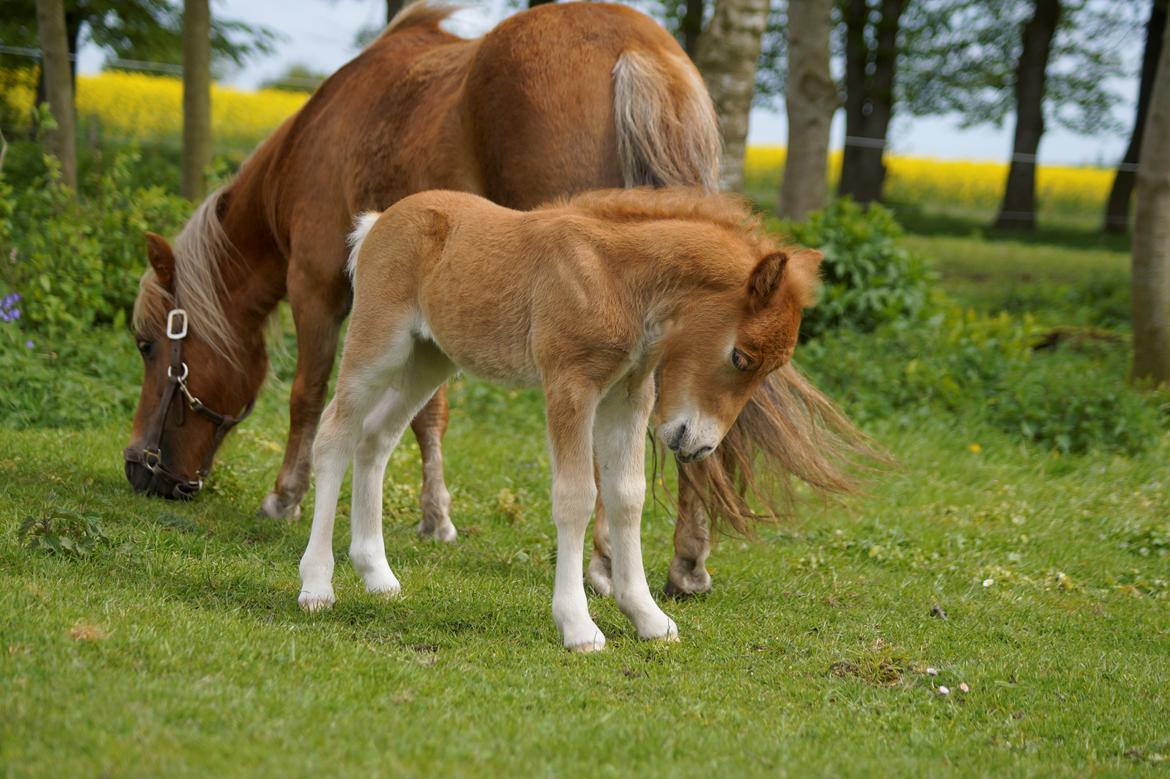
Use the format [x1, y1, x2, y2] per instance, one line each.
[74, 0, 1142, 167]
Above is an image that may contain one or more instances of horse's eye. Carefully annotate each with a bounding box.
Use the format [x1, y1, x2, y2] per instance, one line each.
[137, 339, 154, 358]
[731, 347, 754, 372]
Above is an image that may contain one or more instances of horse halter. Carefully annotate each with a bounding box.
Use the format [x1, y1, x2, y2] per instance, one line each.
[123, 307, 254, 499]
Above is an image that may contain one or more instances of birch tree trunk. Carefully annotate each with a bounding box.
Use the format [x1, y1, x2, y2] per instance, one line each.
[181, 0, 212, 201]
[1131, 13, 1170, 386]
[34, 0, 77, 191]
[778, 0, 836, 220]
[994, 0, 1061, 231]
[694, 0, 771, 192]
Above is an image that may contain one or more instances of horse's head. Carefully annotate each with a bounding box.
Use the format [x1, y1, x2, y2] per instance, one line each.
[654, 247, 821, 463]
[124, 230, 268, 498]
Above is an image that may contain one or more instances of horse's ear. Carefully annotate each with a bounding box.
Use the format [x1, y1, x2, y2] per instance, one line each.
[787, 248, 823, 309]
[145, 232, 175, 289]
[748, 251, 789, 309]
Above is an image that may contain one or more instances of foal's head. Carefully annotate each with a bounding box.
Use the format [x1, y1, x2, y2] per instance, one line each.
[654, 246, 821, 463]
[124, 210, 269, 498]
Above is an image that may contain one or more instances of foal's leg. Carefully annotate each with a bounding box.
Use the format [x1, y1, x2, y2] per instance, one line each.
[595, 378, 678, 641]
[665, 475, 713, 598]
[349, 342, 455, 595]
[587, 487, 613, 597]
[411, 386, 456, 542]
[545, 383, 605, 652]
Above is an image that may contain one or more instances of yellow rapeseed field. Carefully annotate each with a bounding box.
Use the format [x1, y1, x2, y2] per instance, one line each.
[2, 70, 1112, 215]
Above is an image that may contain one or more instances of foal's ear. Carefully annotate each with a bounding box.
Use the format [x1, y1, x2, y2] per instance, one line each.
[748, 251, 789, 309]
[145, 232, 175, 289]
[787, 248, 824, 309]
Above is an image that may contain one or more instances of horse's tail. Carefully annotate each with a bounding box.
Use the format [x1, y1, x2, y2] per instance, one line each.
[346, 211, 381, 280]
[675, 364, 891, 536]
[612, 48, 721, 192]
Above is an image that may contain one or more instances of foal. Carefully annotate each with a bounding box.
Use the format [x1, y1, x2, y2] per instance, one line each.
[298, 188, 821, 651]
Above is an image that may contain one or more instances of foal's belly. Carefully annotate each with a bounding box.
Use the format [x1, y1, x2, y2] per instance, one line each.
[422, 313, 540, 388]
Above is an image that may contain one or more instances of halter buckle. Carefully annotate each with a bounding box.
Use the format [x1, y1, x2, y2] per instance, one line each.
[168, 361, 189, 382]
[166, 308, 189, 340]
[143, 448, 162, 472]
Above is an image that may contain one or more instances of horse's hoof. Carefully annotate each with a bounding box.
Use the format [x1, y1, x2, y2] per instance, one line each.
[298, 588, 336, 612]
[416, 520, 457, 543]
[664, 564, 712, 599]
[260, 492, 302, 520]
[562, 621, 606, 653]
[587, 555, 614, 597]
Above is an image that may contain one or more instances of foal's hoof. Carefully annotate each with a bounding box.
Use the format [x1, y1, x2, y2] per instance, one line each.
[260, 491, 302, 520]
[664, 561, 712, 599]
[562, 622, 607, 653]
[587, 555, 614, 597]
[298, 588, 336, 612]
[416, 520, 457, 543]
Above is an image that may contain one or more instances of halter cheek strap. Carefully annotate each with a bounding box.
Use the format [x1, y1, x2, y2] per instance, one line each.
[123, 307, 254, 499]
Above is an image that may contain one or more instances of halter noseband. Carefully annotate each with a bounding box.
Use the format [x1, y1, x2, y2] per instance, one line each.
[123, 306, 254, 499]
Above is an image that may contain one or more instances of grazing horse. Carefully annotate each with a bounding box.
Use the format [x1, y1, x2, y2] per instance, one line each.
[125, 2, 866, 597]
[299, 188, 822, 651]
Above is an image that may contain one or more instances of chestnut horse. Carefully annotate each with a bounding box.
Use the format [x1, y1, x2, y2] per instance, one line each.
[300, 188, 822, 650]
[126, 2, 865, 596]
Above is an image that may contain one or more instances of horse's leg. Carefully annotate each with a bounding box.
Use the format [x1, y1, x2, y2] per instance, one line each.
[665, 465, 715, 598]
[595, 377, 678, 641]
[350, 342, 455, 595]
[262, 288, 347, 520]
[545, 381, 605, 652]
[410, 386, 456, 542]
[587, 485, 613, 596]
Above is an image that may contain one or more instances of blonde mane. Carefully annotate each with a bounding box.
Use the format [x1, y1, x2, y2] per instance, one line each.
[132, 187, 242, 367]
[553, 187, 778, 258]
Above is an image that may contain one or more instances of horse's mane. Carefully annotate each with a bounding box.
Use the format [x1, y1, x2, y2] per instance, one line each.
[132, 187, 241, 367]
[553, 187, 777, 257]
[381, 2, 460, 39]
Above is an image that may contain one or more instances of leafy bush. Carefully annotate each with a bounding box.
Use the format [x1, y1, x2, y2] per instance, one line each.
[779, 198, 934, 339]
[0, 147, 189, 333]
[18, 508, 110, 558]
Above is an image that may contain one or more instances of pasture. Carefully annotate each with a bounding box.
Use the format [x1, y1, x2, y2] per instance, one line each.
[2, 206, 1168, 775]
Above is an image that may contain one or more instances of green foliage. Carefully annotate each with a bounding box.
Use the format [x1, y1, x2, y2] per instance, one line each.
[0, 146, 189, 333]
[18, 507, 110, 557]
[780, 198, 934, 339]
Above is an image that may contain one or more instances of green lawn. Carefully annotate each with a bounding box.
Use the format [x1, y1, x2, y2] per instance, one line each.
[2, 220, 1168, 777]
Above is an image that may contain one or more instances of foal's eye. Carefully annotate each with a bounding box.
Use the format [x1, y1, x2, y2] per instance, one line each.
[137, 339, 154, 358]
[731, 347, 754, 372]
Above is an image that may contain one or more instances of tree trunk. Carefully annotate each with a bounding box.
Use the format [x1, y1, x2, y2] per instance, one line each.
[529, 0, 556, 7]
[778, 0, 836, 220]
[1104, 0, 1167, 234]
[34, 0, 77, 191]
[694, 0, 771, 191]
[1131, 12, 1170, 386]
[386, 0, 406, 23]
[682, 0, 705, 59]
[838, 0, 905, 205]
[994, 0, 1061, 231]
[181, 0, 212, 201]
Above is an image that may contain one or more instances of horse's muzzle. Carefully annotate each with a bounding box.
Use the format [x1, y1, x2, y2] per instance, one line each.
[124, 449, 203, 500]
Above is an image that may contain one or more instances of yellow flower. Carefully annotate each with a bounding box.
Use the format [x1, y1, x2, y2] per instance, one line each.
[968, 443, 982, 454]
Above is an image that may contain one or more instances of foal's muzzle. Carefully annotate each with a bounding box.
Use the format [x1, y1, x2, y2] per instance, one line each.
[124, 448, 204, 500]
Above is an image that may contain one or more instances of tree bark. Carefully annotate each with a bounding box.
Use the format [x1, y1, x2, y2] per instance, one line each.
[682, 0, 705, 59]
[778, 0, 836, 220]
[994, 0, 1061, 231]
[181, 0, 212, 201]
[1104, 0, 1167, 234]
[838, 0, 905, 205]
[694, 0, 771, 191]
[1131, 12, 1170, 386]
[386, 0, 406, 23]
[34, 0, 77, 190]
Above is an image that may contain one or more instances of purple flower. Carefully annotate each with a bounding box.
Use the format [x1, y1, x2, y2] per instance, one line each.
[25, 340, 34, 349]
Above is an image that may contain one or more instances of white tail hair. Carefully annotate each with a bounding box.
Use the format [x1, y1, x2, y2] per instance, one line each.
[347, 211, 382, 280]
[612, 49, 721, 192]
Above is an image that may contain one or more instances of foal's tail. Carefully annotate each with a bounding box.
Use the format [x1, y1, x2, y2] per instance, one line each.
[346, 211, 382, 280]
[612, 49, 721, 192]
[675, 365, 890, 536]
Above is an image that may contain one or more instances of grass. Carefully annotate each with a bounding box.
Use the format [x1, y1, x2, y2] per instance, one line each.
[3, 198, 1169, 776]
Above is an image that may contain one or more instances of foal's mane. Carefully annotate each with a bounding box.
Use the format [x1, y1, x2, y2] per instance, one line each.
[552, 187, 777, 257]
[133, 187, 241, 366]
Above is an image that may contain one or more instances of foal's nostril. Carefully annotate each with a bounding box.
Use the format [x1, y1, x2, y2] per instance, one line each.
[691, 445, 714, 461]
[670, 424, 688, 451]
